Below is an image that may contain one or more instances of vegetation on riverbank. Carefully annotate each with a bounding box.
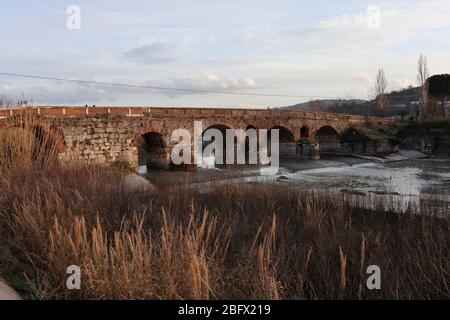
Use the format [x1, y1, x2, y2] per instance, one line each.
[398, 120, 450, 157]
[399, 120, 450, 138]
[0, 119, 449, 300]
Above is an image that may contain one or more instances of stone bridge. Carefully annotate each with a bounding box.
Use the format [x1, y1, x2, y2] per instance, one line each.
[0, 106, 398, 170]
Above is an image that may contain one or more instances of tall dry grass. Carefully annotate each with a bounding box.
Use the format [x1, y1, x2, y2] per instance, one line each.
[0, 116, 449, 300]
[0, 114, 57, 172]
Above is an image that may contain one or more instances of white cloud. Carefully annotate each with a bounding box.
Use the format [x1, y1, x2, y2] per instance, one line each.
[0, 80, 142, 105]
[125, 41, 177, 64]
[0, 73, 258, 104]
[228, 1, 450, 53]
[162, 73, 257, 97]
[308, 0, 450, 49]
[393, 78, 414, 89]
[352, 72, 373, 84]
[240, 26, 283, 44]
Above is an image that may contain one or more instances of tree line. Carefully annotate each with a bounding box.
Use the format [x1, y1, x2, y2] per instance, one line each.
[374, 55, 449, 119]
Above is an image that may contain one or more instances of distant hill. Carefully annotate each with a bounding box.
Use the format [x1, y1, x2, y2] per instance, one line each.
[285, 99, 367, 110]
[282, 86, 421, 118]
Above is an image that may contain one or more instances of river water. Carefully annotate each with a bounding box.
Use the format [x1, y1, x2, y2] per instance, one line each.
[276, 158, 450, 214]
[143, 156, 450, 215]
[279, 159, 450, 197]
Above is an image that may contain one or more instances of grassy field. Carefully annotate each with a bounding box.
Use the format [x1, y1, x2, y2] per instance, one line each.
[0, 117, 449, 300]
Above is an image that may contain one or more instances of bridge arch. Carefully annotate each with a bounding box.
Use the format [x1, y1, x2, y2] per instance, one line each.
[269, 125, 296, 158]
[315, 125, 341, 155]
[271, 126, 295, 142]
[244, 125, 258, 164]
[137, 131, 170, 170]
[0, 117, 66, 149]
[201, 124, 232, 167]
[300, 126, 310, 140]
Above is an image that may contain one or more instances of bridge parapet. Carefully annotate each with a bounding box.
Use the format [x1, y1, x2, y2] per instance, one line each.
[0, 106, 397, 126]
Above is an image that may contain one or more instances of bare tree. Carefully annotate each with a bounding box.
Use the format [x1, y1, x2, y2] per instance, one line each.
[16, 92, 32, 108]
[0, 95, 12, 108]
[417, 54, 430, 121]
[374, 68, 388, 117]
[0, 93, 33, 108]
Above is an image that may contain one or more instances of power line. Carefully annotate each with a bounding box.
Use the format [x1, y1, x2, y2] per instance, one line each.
[0, 72, 421, 101]
[0, 72, 340, 99]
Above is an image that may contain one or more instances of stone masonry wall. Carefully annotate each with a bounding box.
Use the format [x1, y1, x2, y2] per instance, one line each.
[56, 116, 139, 168]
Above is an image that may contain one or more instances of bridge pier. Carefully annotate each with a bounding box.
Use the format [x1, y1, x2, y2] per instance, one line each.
[296, 141, 320, 160]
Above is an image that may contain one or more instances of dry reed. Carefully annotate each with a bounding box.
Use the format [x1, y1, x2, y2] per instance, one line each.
[0, 116, 449, 300]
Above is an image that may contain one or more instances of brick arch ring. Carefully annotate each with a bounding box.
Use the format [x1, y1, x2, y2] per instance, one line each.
[0, 118, 67, 153]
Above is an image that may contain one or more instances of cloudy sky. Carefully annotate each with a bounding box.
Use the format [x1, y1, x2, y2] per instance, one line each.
[1, 0, 450, 108]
